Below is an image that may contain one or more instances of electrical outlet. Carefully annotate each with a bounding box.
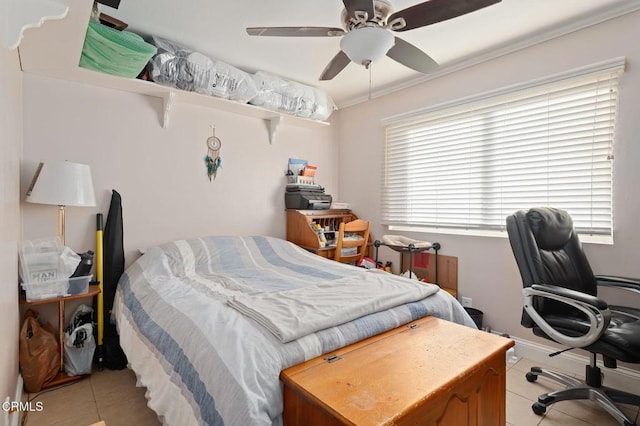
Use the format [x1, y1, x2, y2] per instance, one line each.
[461, 296, 472, 308]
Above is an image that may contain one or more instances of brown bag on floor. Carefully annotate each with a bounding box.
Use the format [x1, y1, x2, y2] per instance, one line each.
[19, 311, 60, 392]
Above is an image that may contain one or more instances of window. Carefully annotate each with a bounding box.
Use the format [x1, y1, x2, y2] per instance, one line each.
[382, 59, 624, 237]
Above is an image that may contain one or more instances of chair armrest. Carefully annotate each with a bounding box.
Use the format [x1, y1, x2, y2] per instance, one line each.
[596, 275, 640, 295]
[531, 284, 609, 310]
[524, 284, 611, 348]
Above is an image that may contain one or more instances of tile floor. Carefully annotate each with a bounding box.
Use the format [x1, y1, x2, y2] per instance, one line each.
[22, 356, 640, 426]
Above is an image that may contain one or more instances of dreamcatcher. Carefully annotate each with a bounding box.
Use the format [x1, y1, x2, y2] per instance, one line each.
[204, 126, 222, 181]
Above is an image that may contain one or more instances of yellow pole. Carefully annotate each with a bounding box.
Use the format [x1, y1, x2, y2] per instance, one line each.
[96, 214, 104, 365]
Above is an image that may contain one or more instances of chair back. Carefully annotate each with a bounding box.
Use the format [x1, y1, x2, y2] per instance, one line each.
[506, 207, 597, 327]
[334, 219, 370, 264]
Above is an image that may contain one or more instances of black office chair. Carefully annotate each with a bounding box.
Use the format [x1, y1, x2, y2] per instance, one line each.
[506, 207, 640, 426]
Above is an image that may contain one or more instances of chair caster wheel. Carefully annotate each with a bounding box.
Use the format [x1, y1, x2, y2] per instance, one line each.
[525, 372, 538, 382]
[532, 402, 547, 415]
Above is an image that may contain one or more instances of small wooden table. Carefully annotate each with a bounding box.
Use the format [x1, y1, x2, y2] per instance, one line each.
[20, 285, 101, 388]
[281, 316, 514, 426]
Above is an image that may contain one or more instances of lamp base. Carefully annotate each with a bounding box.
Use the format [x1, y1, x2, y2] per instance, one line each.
[58, 205, 66, 246]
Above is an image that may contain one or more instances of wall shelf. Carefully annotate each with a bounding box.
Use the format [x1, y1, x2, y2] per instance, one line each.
[16, 0, 330, 142]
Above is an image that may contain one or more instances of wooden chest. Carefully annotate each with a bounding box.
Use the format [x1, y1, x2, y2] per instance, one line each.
[281, 316, 514, 426]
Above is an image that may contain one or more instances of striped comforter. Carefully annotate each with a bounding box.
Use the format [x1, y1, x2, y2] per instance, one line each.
[114, 236, 475, 426]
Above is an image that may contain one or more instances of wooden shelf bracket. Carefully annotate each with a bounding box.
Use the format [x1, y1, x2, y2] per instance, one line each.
[266, 116, 282, 145]
[161, 90, 175, 128]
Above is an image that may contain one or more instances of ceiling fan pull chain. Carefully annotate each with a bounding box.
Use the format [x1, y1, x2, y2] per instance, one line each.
[368, 63, 372, 101]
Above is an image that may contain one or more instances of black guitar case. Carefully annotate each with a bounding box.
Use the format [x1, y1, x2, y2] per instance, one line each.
[102, 190, 127, 370]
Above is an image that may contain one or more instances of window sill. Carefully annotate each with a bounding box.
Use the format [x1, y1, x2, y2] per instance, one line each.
[387, 225, 613, 245]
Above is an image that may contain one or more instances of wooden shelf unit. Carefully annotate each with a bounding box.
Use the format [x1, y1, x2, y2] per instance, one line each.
[20, 284, 101, 388]
[286, 209, 373, 260]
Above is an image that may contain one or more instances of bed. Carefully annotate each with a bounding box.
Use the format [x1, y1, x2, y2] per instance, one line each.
[113, 235, 475, 425]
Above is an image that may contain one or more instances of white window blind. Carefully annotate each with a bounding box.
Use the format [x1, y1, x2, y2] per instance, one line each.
[382, 60, 624, 236]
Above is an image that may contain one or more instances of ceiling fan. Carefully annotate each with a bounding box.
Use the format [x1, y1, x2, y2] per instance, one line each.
[247, 0, 501, 80]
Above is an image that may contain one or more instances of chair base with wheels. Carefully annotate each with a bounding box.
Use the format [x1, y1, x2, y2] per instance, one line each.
[526, 353, 640, 425]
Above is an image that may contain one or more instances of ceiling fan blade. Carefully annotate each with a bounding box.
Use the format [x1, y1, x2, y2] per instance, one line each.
[319, 50, 351, 81]
[388, 0, 501, 32]
[343, 0, 375, 20]
[386, 37, 438, 74]
[246, 27, 345, 37]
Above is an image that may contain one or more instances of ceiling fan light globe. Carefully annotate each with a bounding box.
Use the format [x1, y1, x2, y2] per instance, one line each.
[340, 27, 394, 66]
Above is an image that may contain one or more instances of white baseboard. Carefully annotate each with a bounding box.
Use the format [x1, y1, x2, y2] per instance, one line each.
[4, 375, 24, 426]
[512, 336, 640, 395]
[12, 374, 23, 426]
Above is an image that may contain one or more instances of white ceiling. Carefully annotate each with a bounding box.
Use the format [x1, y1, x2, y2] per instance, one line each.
[106, 0, 640, 107]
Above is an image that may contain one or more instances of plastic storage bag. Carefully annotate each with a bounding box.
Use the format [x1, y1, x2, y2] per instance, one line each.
[149, 36, 258, 103]
[250, 71, 337, 121]
[18, 237, 63, 285]
[19, 311, 60, 392]
[66, 304, 94, 332]
[63, 305, 96, 376]
[64, 324, 95, 376]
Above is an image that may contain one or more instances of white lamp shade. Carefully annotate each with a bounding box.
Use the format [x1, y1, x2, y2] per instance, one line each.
[26, 161, 96, 207]
[340, 27, 395, 66]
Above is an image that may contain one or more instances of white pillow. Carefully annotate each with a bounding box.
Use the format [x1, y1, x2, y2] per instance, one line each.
[382, 235, 432, 249]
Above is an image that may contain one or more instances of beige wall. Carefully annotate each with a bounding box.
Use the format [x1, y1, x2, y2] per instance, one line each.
[20, 74, 339, 340]
[0, 35, 23, 403]
[336, 10, 640, 355]
[21, 75, 339, 265]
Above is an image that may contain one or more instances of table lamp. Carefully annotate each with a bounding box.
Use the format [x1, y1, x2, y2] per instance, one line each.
[25, 161, 96, 246]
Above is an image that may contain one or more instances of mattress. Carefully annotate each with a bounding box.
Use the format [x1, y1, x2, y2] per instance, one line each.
[113, 236, 475, 425]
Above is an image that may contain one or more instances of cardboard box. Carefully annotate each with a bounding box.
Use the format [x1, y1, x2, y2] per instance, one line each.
[402, 252, 458, 297]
